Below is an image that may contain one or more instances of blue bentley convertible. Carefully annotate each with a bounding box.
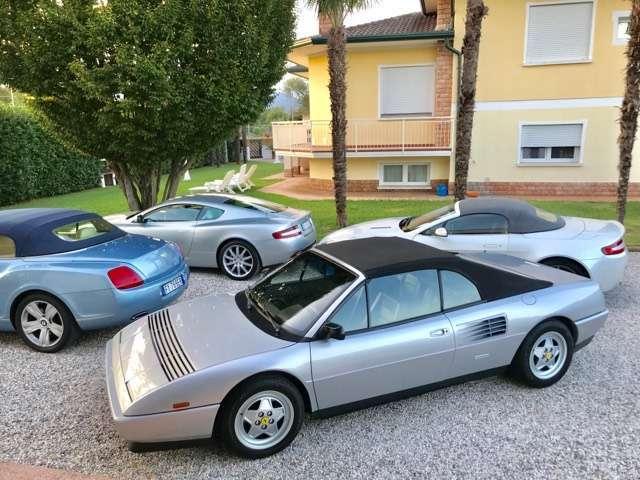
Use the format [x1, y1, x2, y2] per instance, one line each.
[0, 209, 189, 352]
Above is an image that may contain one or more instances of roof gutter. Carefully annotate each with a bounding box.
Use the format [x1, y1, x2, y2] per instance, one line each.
[310, 30, 454, 45]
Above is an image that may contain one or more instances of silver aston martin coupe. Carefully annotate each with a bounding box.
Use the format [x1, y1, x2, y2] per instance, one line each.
[105, 237, 607, 458]
[107, 194, 316, 280]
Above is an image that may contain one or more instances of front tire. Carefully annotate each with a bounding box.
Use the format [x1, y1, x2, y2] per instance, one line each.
[219, 240, 260, 281]
[14, 293, 76, 353]
[512, 320, 574, 388]
[218, 376, 304, 458]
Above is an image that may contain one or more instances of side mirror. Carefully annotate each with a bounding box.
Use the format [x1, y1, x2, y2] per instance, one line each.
[434, 227, 448, 237]
[322, 322, 345, 341]
[136, 215, 146, 224]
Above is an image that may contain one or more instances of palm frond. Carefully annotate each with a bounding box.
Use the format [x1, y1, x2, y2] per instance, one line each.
[306, 0, 379, 26]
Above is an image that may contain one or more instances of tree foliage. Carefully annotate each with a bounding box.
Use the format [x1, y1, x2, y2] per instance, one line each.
[282, 76, 309, 119]
[0, 0, 296, 209]
[0, 104, 101, 207]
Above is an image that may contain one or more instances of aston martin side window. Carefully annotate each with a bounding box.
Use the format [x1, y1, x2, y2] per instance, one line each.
[330, 285, 367, 333]
[199, 207, 224, 221]
[144, 204, 202, 222]
[0, 235, 16, 258]
[440, 270, 481, 310]
[444, 214, 508, 235]
[367, 270, 441, 328]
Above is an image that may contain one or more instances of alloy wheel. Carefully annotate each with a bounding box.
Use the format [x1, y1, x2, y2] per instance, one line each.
[528, 331, 568, 380]
[233, 391, 295, 450]
[223, 244, 254, 279]
[20, 301, 64, 348]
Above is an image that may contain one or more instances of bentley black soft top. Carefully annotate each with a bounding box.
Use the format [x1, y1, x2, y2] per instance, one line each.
[315, 237, 552, 301]
[0, 208, 125, 257]
[458, 197, 565, 233]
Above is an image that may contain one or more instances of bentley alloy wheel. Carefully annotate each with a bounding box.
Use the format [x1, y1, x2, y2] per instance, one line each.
[15, 293, 75, 353]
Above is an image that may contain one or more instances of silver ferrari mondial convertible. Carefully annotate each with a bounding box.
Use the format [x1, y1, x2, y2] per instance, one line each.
[106, 237, 608, 458]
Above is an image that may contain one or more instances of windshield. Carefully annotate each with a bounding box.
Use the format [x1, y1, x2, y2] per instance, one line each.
[402, 204, 455, 232]
[247, 252, 356, 337]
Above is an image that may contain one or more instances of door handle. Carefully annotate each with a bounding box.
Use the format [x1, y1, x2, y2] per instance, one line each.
[430, 328, 449, 337]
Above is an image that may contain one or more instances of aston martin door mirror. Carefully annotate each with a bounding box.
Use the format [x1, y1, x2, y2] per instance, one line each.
[323, 322, 346, 340]
[136, 214, 146, 224]
[434, 227, 448, 237]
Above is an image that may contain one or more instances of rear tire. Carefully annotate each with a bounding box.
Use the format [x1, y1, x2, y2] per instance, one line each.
[511, 320, 574, 388]
[218, 240, 260, 281]
[217, 375, 304, 458]
[540, 258, 589, 278]
[14, 293, 76, 353]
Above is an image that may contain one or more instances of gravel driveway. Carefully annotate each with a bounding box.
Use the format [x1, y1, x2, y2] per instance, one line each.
[1, 258, 639, 480]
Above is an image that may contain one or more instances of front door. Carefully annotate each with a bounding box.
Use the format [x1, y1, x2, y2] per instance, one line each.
[414, 213, 509, 253]
[310, 270, 455, 409]
[130, 204, 202, 258]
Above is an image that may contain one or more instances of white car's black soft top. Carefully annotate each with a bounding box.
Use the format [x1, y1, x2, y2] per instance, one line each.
[458, 197, 566, 233]
[315, 237, 552, 302]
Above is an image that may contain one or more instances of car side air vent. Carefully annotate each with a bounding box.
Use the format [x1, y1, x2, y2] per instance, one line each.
[148, 309, 195, 381]
[459, 316, 507, 341]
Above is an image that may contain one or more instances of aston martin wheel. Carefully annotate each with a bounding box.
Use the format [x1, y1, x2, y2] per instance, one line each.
[512, 320, 574, 388]
[218, 376, 304, 458]
[15, 293, 76, 353]
[219, 240, 260, 280]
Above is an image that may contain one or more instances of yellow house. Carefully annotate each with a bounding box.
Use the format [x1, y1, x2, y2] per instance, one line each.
[273, 0, 640, 196]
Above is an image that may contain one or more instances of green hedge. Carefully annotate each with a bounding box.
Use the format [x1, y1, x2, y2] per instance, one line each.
[0, 105, 101, 207]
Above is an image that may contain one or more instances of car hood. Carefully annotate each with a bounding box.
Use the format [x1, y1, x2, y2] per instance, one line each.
[104, 213, 134, 225]
[320, 217, 405, 244]
[117, 294, 293, 402]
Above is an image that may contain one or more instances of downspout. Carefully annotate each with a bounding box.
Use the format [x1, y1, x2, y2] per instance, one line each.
[445, 38, 462, 119]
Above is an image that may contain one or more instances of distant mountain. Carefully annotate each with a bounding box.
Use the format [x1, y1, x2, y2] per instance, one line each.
[270, 91, 299, 113]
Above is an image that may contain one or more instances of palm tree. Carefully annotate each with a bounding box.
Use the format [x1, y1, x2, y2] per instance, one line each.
[617, 0, 640, 223]
[453, 0, 489, 201]
[307, 0, 376, 228]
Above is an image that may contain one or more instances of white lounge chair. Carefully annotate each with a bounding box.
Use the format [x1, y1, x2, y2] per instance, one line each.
[189, 169, 236, 194]
[230, 164, 255, 192]
[244, 164, 258, 188]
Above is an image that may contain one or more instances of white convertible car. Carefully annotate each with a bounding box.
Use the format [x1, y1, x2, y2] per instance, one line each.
[321, 197, 627, 292]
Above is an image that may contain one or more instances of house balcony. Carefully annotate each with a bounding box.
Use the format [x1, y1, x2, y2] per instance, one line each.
[271, 118, 452, 157]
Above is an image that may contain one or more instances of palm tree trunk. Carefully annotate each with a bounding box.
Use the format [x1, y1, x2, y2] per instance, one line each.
[453, 0, 488, 201]
[617, 0, 640, 223]
[327, 23, 348, 228]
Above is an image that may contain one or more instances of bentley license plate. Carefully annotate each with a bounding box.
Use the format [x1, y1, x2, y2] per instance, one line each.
[162, 275, 184, 296]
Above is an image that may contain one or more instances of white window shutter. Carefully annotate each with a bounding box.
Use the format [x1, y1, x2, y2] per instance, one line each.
[526, 1, 594, 64]
[521, 124, 583, 147]
[380, 65, 434, 117]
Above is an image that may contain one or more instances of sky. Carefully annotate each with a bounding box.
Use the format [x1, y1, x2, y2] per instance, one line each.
[295, 0, 422, 38]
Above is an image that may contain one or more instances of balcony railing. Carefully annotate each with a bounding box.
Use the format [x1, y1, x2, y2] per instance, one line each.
[272, 118, 452, 154]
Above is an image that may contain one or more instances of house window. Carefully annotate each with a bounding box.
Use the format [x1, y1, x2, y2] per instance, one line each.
[519, 123, 584, 165]
[525, 1, 594, 65]
[613, 11, 631, 45]
[380, 163, 430, 186]
[379, 65, 434, 118]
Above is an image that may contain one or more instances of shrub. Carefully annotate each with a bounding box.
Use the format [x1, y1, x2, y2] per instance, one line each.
[0, 105, 101, 207]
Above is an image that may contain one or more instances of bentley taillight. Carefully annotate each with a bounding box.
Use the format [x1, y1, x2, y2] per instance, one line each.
[601, 239, 626, 256]
[108, 266, 144, 289]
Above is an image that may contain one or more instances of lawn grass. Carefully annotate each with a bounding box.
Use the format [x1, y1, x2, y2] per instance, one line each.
[5, 161, 639, 246]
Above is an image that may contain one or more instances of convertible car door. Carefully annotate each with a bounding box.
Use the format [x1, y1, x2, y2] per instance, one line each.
[415, 213, 509, 253]
[134, 204, 201, 258]
[310, 270, 455, 410]
[188, 206, 227, 268]
[439, 270, 519, 377]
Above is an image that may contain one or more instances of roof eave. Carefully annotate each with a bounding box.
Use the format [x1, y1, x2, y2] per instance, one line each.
[310, 30, 454, 45]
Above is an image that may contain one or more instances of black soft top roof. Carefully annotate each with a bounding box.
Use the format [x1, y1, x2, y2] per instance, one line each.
[0, 208, 125, 257]
[458, 197, 565, 233]
[315, 237, 550, 301]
